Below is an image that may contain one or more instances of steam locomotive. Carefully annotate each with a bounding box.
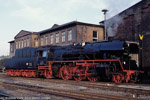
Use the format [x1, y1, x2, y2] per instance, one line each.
[5, 40, 143, 83]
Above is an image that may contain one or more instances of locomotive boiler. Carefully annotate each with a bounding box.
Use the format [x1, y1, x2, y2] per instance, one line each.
[5, 40, 143, 83]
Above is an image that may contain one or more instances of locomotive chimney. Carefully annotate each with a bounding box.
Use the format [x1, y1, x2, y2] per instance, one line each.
[102, 9, 108, 41]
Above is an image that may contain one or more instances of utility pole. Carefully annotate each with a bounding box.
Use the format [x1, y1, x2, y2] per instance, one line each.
[102, 9, 108, 40]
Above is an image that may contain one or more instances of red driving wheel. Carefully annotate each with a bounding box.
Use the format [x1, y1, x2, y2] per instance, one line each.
[74, 67, 85, 81]
[112, 73, 124, 83]
[87, 76, 99, 82]
[60, 65, 71, 80]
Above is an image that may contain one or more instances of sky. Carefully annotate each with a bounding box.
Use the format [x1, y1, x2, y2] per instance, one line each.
[0, 0, 141, 56]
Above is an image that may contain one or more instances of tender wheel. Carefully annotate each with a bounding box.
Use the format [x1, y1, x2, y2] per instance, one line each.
[112, 73, 124, 83]
[11, 70, 17, 76]
[60, 65, 71, 80]
[31, 71, 36, 78]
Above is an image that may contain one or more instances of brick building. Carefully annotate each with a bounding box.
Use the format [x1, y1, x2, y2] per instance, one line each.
[9, 40, 15, 57]
[38, 21, 104, 46]
[103, 0, 150, 72]
[9, 21, 104, 57]
[9, 30, 39, 57]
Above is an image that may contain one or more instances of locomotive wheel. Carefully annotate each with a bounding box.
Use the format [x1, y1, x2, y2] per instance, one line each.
[26, 72, 30, 77]
[87, 76, 99, 82]
[74, 67, 85, 81]
[86, 66, 99, 82]
[60, 65, 71, 80]
[31, 71, 36, 77]
[22, 71, 27, 77]
[9, 70, 13, 76]
[16, 70, 21, 76]
[112, 73, 124, 83]
[6, 70, 10, 76]
[12, 70, 17, 76]
[45, 71, 52, 79]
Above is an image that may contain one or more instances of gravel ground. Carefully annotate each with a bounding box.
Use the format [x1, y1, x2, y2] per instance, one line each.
[0, 86, 70, 100]
[0, 73, 150, 100]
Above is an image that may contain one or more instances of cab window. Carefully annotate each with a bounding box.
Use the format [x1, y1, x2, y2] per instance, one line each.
[42, 50, 48, 57]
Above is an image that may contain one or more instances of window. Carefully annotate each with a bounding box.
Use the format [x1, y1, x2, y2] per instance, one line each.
[20, 41, 22, 48]
[18, 41, 20, 48]
[22, 40, 24, 48]
[26, 39, 27, 47]
[56, 33, 59, 43]
[51, 35, 54, 44]
[34, 38, 39, 47]
[42, 50, 48, 57]
[93, 31, 98, 41]
[68, 30, 72, 41]
[27, 39, 30, 47]
[16, 42, 18, 49]
[62, 32, 65, 42]
[24, 39, 26, 47]
[41, 37, 44, 46]
[45, 36, 48, 45]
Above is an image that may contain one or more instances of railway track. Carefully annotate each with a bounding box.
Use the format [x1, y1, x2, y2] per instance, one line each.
[0, 92, 10, 97]
[0, 73, 149, 99]
[9, 77, 150, 96]
[46, 79, 150, 96]
[0, 81, 142, 100]
[0, 92, 16, 100]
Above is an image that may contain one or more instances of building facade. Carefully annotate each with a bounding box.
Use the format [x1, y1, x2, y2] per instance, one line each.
[9, 40, 15, 57]
[103, 0, 150, 72]
[9, 30, 39, 57]
[9, 21, 104, 57]
[38, 21, 104, 46]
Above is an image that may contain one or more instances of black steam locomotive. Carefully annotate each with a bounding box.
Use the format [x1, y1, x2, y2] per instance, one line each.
[5, 40, 143, 83]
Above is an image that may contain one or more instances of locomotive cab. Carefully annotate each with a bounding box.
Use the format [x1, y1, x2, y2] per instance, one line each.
[37, 47, 49, 66]
[122, 41, 140, 70]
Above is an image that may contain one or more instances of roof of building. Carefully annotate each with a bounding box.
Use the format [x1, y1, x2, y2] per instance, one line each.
[38, 21, 103, 35]
[14, 30, 37, 39]
[51, 24, 59, 28]
[8, 40, 15, 43]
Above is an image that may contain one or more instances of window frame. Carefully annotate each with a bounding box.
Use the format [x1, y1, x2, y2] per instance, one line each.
[18, 41, 20, 48]
[21, 40, 24, 48]
[68, 29, 72, 41]
[41, 37, 44, 46]
[93, 31, 98, 41]
[56, 33, 59, 43]
[62, 31, 65, 42]
[27, 38, 30, 47]
[24, 39, 26, 47]
[45, 36, 48, 45]
[51, 35, 54, 44]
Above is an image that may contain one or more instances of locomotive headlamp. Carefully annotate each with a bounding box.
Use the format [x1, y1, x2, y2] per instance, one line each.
[123, 61, 126, 65]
